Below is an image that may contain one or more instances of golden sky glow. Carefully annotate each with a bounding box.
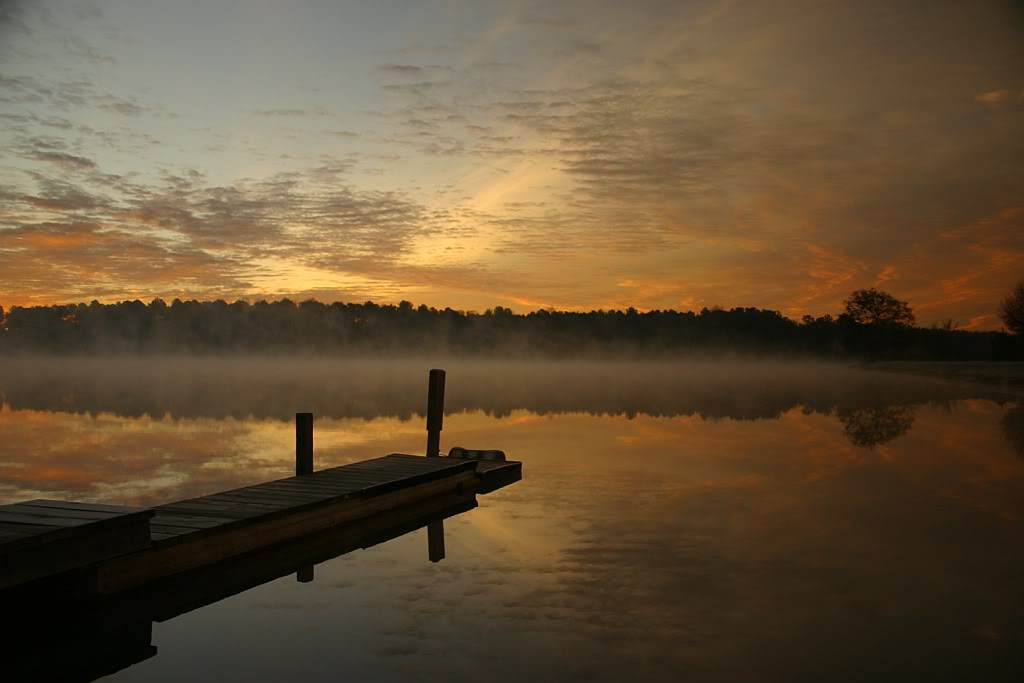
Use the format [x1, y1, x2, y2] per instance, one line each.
[1, 1, 1022, 326]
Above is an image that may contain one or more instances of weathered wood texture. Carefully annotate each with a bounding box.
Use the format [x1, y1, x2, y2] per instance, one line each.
[92, 454, 480, 593]
[0, 500, 153, 591]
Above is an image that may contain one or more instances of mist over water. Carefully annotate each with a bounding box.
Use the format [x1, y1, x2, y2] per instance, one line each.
[0, 356, 1011, 421]
[1, 357, 1022, 681]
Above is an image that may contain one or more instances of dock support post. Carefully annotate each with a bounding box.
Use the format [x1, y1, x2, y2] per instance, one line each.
[296, 412, 313, 475]
[297, 564, 314, 583]
[427, 520, 445, 562]
[425, 369, 445, 457]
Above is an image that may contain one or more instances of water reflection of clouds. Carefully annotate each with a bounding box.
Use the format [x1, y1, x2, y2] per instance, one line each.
[58, 395, 1022, 681]
[0, 408, 428, 505]
[446, 404, 1024, 679]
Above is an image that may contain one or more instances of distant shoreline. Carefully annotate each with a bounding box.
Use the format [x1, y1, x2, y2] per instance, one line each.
[867, 361, 1024, 391]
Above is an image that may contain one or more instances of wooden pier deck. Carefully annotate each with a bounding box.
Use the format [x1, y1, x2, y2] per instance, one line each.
[7, 490, 482, 682]
[93, 453, 518, 593]
[0, 453, 520, 595]
[0, 500, 153, 591]
[1, 369, 522, 599]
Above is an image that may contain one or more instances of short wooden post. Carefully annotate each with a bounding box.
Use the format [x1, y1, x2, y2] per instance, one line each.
[427, 520, 445, 562]
[425, 369, 445, 457]
[296, 564, 314, 583]
[296, 412, 313, 475]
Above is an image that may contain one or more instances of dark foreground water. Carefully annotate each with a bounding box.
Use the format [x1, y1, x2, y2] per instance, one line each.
[1, 359, 1022, 681]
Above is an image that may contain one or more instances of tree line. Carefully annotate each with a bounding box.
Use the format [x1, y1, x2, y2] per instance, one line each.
[0, 287, 1020, 359]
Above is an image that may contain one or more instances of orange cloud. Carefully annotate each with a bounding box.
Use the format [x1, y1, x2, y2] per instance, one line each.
[975, 89, 1012, 106]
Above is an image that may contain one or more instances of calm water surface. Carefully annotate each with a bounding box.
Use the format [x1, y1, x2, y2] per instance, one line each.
[1, 359, 1022, 681]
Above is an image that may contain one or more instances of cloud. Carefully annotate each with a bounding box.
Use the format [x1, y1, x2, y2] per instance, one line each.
[96, 98, 145, 116]
[253, 108, 332, 117]
[11, 136, 99, 169]
[0, 151, 463, 304]
[0, 219, 256, 306]
[0, 1, 41, 61]
[367, 0, 1022, 319]
[26, 150, 97, 169]
[519, 14, 576, 29]
[16, 177, 109, 212]
[61, 31, 115, 65]
[378, 64, 426, 78]
[0, 73, 148, 116]
[377, 63, 454, 80]
[1, 0, 1022, 323]
[975, 89, 1012, 106]
[381, 80, 453, 95]
[0, 1, 114, 64]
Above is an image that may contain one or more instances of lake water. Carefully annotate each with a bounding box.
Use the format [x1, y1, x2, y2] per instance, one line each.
[1, 358, 1022, 681]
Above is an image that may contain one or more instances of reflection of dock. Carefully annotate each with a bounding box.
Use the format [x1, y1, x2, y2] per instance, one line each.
[0, 369, 521, 597]
[6, 491, 481, 682]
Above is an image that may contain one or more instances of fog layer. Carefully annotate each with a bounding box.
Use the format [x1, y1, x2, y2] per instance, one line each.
[0, 357, 1013, 422]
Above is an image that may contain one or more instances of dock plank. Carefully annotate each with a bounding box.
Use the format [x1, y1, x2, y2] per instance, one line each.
[20, 499, 148, 514]
[204, 491, 331, 506]
[252, 480, 361, 494]
[0, 510, 95, 527]
[3, 503, 131, 521]
[150, 514, 234, 529]
[149, 525, 209, 537]
[0, 500, 154, 591]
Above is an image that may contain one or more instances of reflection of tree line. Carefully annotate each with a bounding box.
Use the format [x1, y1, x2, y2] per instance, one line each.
[0, 361, 1018, 451]
[837, 406, 917, 447]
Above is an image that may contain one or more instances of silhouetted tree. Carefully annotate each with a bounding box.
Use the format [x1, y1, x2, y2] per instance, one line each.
[838, 406, 916, 447]
[999, 279, 1024, 335]
[843, 288, 915, 326]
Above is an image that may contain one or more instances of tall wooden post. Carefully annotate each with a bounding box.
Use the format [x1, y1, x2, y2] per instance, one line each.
[425, 369, 445, 457]
[296, 412, 313, 475]
[427, 520, 445, 562]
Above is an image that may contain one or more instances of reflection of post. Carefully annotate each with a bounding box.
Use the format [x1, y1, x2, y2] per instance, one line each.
[425, 369, 445, 457]
[296, 412, 313, 475]
[427, 520, 445, 562]
[296, 564, 314, 583]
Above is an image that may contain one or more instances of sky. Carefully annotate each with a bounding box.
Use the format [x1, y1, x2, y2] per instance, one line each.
[0, 0, 1022, 327]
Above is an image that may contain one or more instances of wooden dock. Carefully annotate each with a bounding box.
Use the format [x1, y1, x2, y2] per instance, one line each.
[92, 453, 517, 593]
[0, 453, 520, 596]
[0, 500, 153, 591]
[7, 490, 483, 682]
[0, 368, 522, 598]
